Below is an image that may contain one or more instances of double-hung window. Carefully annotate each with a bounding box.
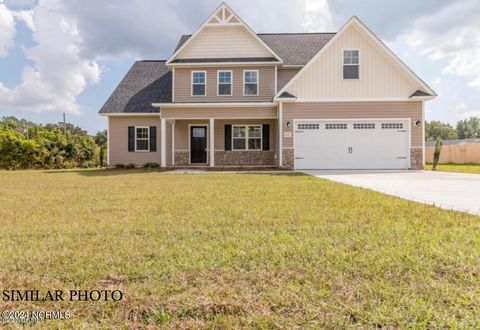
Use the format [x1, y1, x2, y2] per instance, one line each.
[217, 70, 232, 96]
[243, 70, 258, 95]
[192, 71, 206, 96]
[232, 125, 262, 150]
[135, 127, 149, 151]
[343, 50, 359, 79]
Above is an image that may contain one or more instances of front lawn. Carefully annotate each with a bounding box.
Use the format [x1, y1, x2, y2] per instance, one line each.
[0, 169, 479, 328]
[425, 163, 480, 174]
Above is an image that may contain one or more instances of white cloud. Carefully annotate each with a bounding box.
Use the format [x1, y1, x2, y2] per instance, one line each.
[405, 0, 480, 89]
[302, 0, 334, 32]
[0, 3, 16, 57]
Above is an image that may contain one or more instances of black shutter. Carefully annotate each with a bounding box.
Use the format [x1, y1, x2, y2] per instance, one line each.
[262, 124, 270, 151]
[225, 125, 232, 151]
[128, 126, 135, 152]
[149, 126, 157, 152]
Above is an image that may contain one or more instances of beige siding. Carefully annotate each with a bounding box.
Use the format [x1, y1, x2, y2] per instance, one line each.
[277, 68, 300, 91]
[286, 24, 418, 99]
[176, 26, 272, 59]
[109, 116, 161, 165]
[173, 120, 209, 150]
[161, 106, 277, 120]
[174, 66, 275, 102]
[282, 101, 423, 148]
[214, 119, 277, 151]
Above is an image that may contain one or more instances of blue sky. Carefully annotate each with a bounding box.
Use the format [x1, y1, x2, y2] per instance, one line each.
[0, 0, 479, 134]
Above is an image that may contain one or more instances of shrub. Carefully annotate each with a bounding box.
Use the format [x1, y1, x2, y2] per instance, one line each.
[432, 139, 443, 171]
[115, 163, 125, 169]
[126, 163, 136, 169]
[145, 162, 159, 169]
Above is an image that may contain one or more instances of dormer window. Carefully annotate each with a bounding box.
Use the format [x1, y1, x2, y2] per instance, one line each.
[192, 71, 206, 96]
[217, 70, 232, 96]
[243, 70, 258, 95]
[343, 50, 359, 79]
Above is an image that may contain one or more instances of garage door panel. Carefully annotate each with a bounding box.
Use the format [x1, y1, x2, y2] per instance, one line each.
[294, 119, 409, 170]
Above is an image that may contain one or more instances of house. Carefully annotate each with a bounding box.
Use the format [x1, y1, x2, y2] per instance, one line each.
[99, 3, 436, 170]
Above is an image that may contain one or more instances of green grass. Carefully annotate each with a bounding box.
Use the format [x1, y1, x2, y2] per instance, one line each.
[425, 163, 480, 174]
[0, 169, 479, 328]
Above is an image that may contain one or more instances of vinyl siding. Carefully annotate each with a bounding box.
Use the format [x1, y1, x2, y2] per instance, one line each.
[286, 24, 418, 99]
[282, 101, 422, 148]
[277, 68, 300, 91]
[160, 106, 277, 119]
[176, 26, 272, 59]
[174, 66, 275, 102]
[214, 119, 277, 150]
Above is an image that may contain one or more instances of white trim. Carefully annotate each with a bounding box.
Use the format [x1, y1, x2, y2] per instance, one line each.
[168, 62, 280, 67]
[292, 118, 411, 170]
[422, 101, 425, 166]
[172, 67, 175, 102]
[231, 124, 262, 151]
[160, 119, 166, 167]
[172, 121, 175, 166]
[217, 70, 233, 96]
[209, 118, 215, 166]
[275, 16, 436, 99]
[162, 117, 277, 120]
[134, 126, 150, 152]
[275, 97, 420, 103]
[152, 102, 275, 108]
[191, 70, 207, 96]
[243, 69, 259, 96]
[342, 48, 360, 80]
[188, 124, 209, 164]
[280, 65, 304, 69]
[278, 102, 283, 167]
[106, 116, 110, 166]
[166, 3, 283, 65]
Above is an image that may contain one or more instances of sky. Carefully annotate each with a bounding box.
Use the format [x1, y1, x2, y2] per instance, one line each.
[0, 0, 479, 134]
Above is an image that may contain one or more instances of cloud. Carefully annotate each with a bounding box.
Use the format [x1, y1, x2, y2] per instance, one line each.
[0, 3, 16, 57]
[405, 0, 480, 89]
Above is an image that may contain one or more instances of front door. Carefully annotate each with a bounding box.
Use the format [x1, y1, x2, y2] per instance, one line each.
[190, 126, 207, 164]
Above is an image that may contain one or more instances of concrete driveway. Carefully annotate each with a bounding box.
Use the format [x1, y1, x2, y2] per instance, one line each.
[302, 170, 480, 216]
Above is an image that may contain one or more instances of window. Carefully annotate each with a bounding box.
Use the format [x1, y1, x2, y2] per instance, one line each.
[297, 123, 320, 130]
[243, 70, 258, 95]
[382, 123, 404, 129]
[217, 70, 232, 96]
[325, 123, 347, 130]
[135, 127, 149, 151]
[192, 71, 206, 96]
[343, 50, 359, 79]
[232, 125, 262, 150]
[353, 123, 375, 129]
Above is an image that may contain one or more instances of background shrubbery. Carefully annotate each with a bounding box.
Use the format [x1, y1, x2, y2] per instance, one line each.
[0, 116, 107, 170]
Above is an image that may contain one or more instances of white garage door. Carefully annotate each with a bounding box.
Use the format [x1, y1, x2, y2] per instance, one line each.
[294, 119, 409, 170]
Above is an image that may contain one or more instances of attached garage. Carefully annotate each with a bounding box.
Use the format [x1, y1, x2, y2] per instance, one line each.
[294, 119, 410, 170]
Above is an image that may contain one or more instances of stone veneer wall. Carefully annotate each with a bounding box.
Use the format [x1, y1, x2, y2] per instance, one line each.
[174, 151, 190, 166]
[410, 147, 423, 170]
[215, 151, 275, 166]
[282, 149, 294, 170]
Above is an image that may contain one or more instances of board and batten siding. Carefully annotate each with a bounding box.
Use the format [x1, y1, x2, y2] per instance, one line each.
[282, 101, 423, 148]
[176, 26, 272, 59]
[277, 68, 300, 91]
[109, 116, 172, 166]
[286, 24, 418, 99]
[174, 66, 276, 102]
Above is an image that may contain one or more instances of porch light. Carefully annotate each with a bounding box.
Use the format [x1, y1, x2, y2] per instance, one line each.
[286, 121, 291, 128]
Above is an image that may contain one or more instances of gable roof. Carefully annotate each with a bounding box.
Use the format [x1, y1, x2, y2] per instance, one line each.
[275, 16, 436, 99]
[99, 61, 171, 114]
[167, 3, 282, 64]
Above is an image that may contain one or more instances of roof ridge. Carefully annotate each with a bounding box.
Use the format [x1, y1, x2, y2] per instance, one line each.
[139, 60, 167, 62]
[257, 32, 336, 35]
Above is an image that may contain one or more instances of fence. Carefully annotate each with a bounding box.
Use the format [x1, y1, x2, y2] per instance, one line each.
[425, 143, 480, 164]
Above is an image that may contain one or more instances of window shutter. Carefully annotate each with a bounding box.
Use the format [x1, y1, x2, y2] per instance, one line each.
[225, 125, 232, 151]
[262, 124, 270, 151]
[128, 126, 135, 152]
[149, 126, 157, 152]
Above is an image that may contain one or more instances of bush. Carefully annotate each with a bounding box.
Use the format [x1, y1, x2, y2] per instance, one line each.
[432, 139, 443, 171]
[126, 163, 136, 169]
[115, 163, 125, 169]
[145, 162, 159, 169]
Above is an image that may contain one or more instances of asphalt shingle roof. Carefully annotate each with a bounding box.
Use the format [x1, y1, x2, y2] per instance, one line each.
[99, 61, 171, 114]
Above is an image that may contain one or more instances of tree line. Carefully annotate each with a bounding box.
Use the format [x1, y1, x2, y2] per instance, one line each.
[426, 117, 480, 141]
[0, 116, 107, 170]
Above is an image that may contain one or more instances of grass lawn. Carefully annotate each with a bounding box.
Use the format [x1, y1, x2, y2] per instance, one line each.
[1, 169, 479, 328]
[425, 163, 480, 174]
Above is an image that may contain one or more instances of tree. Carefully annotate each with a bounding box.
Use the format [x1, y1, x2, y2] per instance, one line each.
[456, 117, 480, 139]
[95, 129, 107, 146]
[425, 121, 457, 141]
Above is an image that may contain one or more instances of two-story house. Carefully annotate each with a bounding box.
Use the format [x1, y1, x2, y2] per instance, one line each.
[99, 3, 436, 170]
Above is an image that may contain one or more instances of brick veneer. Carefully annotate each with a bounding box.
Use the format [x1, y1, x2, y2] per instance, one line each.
[215, 151, 275, 166]
[174, 151, 190, 166]
[410, 147, 423, 170]
[282, 149, 294, 169]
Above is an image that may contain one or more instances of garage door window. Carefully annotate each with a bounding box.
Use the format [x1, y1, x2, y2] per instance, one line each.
[232, 125, 262, 150]
[382, 123, 403, 129]
[353, 123, 375, 129]
[326, 123, 347, 129]
[298, 123, 320, 130]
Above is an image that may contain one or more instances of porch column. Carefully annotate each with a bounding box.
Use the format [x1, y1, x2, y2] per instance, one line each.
[171, 121, 175, 166]
[209, 118, 215, 167]
[160, 118, 166, 167]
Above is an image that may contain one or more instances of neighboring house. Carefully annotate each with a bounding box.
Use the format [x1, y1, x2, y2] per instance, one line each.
[99, 3, 436, 170]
